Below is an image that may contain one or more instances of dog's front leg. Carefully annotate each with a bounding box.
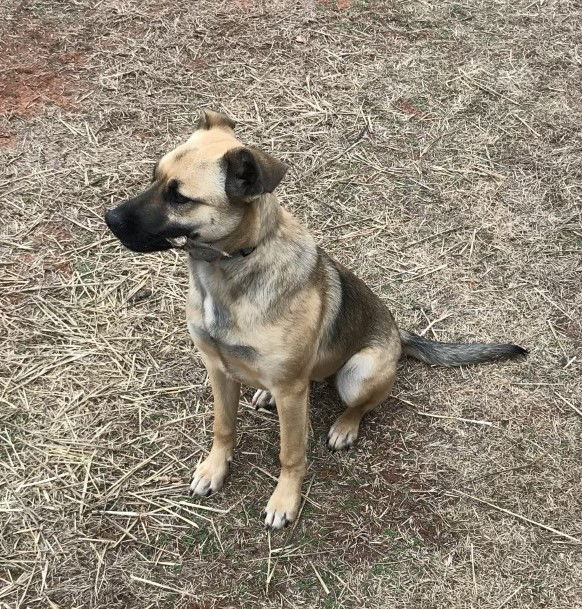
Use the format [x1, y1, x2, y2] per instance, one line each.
[263, 381, 309, 530]
[190, 362, 240, 496]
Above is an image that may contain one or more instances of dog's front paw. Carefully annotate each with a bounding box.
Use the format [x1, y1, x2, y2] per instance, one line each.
[263, 481, 301, 530]
[189, 453, 230, 497]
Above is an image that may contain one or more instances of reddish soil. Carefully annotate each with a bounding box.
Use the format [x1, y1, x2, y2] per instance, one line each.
[0, 20, 85, 118]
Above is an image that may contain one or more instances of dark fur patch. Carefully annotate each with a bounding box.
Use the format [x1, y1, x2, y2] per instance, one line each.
[223, 147, 287, 198]
[322, 250, 395, 358]
[212, 299, 230, 335]
[190, 324, 257, 360]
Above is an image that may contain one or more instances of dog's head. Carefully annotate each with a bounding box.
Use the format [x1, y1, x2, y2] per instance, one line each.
[104, 110, 287, 253]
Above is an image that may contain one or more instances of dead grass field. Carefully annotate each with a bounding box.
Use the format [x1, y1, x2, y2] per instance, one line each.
[1, 0, 581, 607]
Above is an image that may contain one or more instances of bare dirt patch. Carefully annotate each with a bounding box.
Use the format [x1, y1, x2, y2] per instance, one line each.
[0, 17, 86, 117]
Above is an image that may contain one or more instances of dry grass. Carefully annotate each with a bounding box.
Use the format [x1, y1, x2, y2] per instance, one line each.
[1, 0, 581, 607]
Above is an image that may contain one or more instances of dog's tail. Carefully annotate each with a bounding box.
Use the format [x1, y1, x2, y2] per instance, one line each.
[400, 330, 528, 367]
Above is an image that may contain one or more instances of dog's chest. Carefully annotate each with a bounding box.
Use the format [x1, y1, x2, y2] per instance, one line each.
[186, 268, 265, 383]
[199, 289, 228, 339]
[188, 272, 236, 340]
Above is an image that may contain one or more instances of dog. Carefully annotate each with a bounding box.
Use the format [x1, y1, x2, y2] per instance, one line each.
[104, 110, 527, 530]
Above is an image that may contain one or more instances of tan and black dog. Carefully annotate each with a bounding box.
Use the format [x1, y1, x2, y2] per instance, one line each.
[105, 110, 527, 529]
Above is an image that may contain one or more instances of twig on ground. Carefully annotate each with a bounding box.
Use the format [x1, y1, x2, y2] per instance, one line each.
[393, 396, 493, 426]
[554, 392, 582, 418]
[311, 561, 330, 595]
[129, 575, 195, 598]
[452, 490, 581, 544]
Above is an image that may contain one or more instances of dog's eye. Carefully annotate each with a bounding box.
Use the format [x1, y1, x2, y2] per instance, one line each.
[166, 180, 199, 205]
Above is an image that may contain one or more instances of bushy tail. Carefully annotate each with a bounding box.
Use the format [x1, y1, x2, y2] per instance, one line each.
[400, 330, 528, 367]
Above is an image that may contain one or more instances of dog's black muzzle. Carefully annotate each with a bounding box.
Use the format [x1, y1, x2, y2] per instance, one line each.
[104, 205, 172, 254]
[104, 186, 193, 253]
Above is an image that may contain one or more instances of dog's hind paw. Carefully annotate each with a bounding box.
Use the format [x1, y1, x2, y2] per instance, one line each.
[252, 389, 276, 411]
[327, 417, 359, 451]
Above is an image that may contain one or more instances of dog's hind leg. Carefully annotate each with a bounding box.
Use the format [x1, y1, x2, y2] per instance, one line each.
[328, 346, 398, 451]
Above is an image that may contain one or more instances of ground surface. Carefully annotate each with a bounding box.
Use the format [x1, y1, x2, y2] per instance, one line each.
[1, 1, 581, 607]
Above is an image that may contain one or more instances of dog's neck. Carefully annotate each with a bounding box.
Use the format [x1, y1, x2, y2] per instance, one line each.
[211, 192, 282, 257]
[187, 193, 318, 314]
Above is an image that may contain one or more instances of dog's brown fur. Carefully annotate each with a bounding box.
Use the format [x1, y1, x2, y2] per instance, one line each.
[105, 110, 526, 529]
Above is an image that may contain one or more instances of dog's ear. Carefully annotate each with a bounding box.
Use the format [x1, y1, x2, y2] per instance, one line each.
[197, 109, 235, 131]
[223, 147, 287, 198]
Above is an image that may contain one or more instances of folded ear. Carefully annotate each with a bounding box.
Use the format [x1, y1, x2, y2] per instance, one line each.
[197, 109, 235, 131]
[223, 147, 287, 198]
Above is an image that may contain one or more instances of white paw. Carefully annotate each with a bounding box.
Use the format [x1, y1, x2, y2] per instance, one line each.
[263, 483, 301, 530]
[263, 508, 291, 530]
[189, 455, 229, 497]
[327, 418, 359, 451]
[252, 389, 276, 411]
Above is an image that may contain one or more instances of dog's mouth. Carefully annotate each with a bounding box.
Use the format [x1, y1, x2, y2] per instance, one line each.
[165, 235, 190, 248]
[165, 235, 231, 262]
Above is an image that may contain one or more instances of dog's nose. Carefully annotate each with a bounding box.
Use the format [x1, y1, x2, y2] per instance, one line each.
[104, 208, 124, 234]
